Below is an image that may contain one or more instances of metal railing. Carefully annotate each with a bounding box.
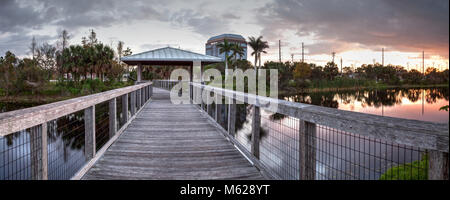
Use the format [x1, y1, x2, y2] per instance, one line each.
[154, 80, 449, 180]
[0, 82, 153, 180]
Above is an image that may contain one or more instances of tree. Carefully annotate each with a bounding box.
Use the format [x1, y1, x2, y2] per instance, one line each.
[123, 47, 132, 56]
[0, 51, 19, 95]
[323, 62, 339, 80]
[231, 43, 244, 60]
[117, 41, 124, 61]
[403, 69, 423, 84]
[18, 58, 47, 94]
[37, 42, 57, 80]
[293, 62, 311, 80]
[57, 29, 71, 80]
[217, 39, 233, 77]
[247, 36, 269, 70]
[343, 66, 354, 78]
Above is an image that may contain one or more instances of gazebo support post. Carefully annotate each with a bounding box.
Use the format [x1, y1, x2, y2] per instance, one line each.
[137, 63, 142, 83]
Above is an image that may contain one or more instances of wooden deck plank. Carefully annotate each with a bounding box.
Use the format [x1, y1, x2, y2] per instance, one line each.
[82, 87, 265, 180]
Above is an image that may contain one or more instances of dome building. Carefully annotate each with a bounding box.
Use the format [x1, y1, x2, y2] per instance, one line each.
[205, 34, 247, 60]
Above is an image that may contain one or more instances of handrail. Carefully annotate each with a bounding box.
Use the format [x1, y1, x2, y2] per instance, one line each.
[0, 82, 152, 136]
[0, 81, 153, 180]
[192, 82, 449, 152]
[155, 79, 449, 180]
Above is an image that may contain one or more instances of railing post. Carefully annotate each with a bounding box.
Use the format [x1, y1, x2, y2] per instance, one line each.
[227, 97, 236, 136]
[251, 106, 261, 159]
[121, 93, 128, 124]
[428, 150, 449, 180]
[145, 85, 149, 101]
[29, 125, 46, 180]
[109, 98, 117, 138]
[141, 88, 145, 106]
[299, 120, 317, 180]
[130, 91, 136, 116]
[215, 100, 220, 122]
[84, 106, 95, 161]
[137, 88, 141, 110]
[41, 122, 48, 180]
[201, 85, 204, 111]
[149, 84, 153, 98]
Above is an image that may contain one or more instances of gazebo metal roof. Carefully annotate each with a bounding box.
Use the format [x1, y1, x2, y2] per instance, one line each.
[121, 47, 223, 65]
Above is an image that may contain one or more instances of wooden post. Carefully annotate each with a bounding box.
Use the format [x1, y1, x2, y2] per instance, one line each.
[215, 102, 220, 122]
[145, 86, 149, 100]
[228, 97, 236, 136]
[149, 84, 153, 98]
[141, 88, 145, 106]
[428, 150, 449, 180]
[30, 125, 42, 180]
[41, 122, 48, 180]
[137, 63, 142, 82]
[130, 91, 136, 116]
[207, 102, 211, 116]
[109, 98, 117, 138]
[251, 106, 261, 159]
[121, 94, 128, 125]
[84, 106, 96, 160]
[299, 120, 317, 180]
[201, 86, 204, 111]
[137, 88, 141, 110]
[145, 86, 149, 101]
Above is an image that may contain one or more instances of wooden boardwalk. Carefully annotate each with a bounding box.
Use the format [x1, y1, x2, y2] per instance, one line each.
[82, 87, 264, 180]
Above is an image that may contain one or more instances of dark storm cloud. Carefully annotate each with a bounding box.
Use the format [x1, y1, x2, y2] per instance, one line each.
[0, 0, 234, 56]
[258, 0, 449, 57]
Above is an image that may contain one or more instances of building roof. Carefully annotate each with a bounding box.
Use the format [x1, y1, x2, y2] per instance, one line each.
[121, 47, 223, 65]
[207, 34, 246, 43]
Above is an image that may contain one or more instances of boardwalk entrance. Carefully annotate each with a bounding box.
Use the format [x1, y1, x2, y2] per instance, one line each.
[82, 87, 264, 180]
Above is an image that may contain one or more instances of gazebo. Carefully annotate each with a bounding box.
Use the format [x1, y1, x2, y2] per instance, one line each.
[120, 47, 223, 82]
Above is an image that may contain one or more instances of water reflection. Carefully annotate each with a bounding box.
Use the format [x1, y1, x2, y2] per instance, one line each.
[234, 87, 448, 180]
[0, 102, 111, 180]
[282, 87, 449, 123]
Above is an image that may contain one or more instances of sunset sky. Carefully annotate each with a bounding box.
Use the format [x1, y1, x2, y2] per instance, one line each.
[0, 0, 449, 70]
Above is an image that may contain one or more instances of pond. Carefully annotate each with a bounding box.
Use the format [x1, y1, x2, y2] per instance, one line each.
[230, 87, 448, 180]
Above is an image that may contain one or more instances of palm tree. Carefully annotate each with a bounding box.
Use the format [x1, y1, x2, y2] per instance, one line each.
[230, 43, 244, 68]
[217, 39, 233, 77]
[247, 36, 269, 70]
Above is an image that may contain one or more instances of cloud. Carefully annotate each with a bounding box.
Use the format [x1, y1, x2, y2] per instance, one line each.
[0, 33, 57, 57]
[169, 9, 233, 37]
[258, 0, 449, 58]
[0, 0, 235, 56]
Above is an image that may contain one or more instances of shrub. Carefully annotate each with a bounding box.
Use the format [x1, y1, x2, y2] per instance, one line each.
[379, 154, 428, 180]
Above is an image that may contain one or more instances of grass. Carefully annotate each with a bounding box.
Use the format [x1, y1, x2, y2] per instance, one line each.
[379, 154, 428, 180]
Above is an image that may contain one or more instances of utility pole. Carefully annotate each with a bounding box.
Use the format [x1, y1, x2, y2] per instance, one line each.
[332, 52, 336, 64]
[382, 48, 384, 67]
[340, 58, 343, 75]
[279, 40, 281, 63]
[422, 51, 425, 75]
[291, 54, 294, 63]
[301, 42, 304, 63]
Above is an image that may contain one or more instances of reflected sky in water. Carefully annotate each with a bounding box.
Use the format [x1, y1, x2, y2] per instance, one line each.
[283, 87, 449, 123]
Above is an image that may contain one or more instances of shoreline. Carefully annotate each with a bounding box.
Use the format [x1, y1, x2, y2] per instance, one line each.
[280, 84, 449, 94]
